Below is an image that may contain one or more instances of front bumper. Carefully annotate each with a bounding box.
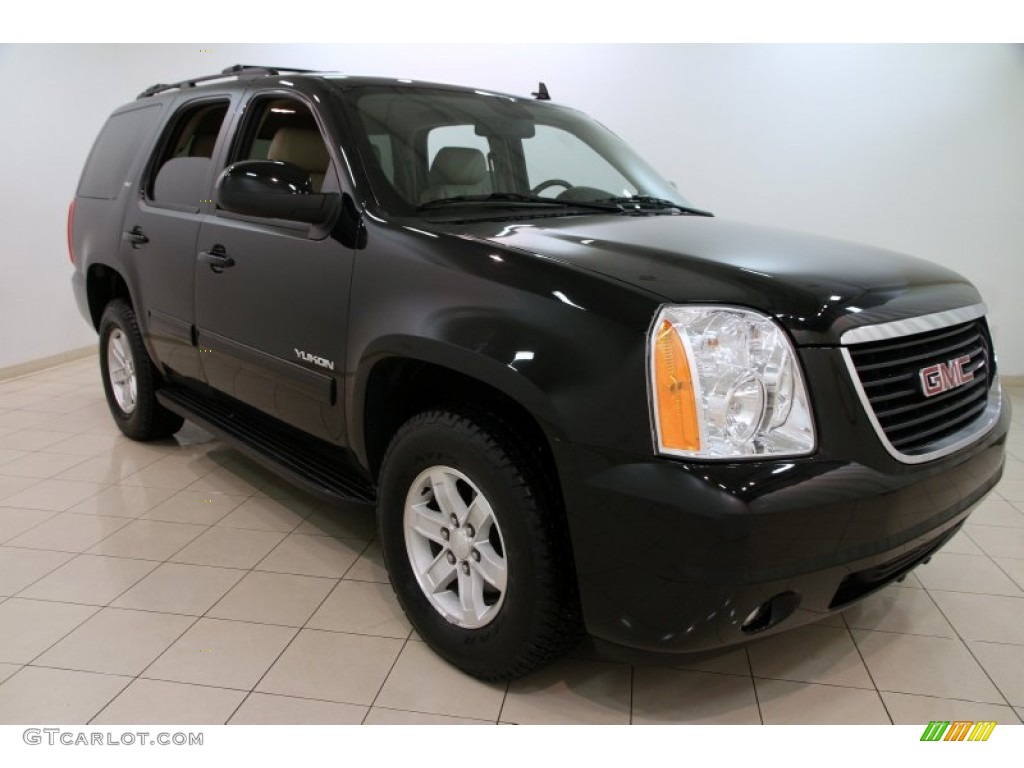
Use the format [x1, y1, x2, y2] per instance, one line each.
[555, 385, 1010, 655]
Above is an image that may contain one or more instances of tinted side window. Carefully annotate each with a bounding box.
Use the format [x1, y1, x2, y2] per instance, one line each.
[147, 100, 229, 208]
[151, 101, 228, 171]
[78, 104, 162, 199]
[231, 97, 332, 192]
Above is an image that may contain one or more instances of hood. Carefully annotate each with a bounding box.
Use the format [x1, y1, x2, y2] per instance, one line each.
[441, 215, 981, 345]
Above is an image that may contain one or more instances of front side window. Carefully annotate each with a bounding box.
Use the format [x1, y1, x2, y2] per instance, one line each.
[230, 97, 332, 192]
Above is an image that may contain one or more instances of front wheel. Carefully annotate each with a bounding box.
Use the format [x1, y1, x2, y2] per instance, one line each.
[377, 409, 580, 681]
[98, 299, 183, 441]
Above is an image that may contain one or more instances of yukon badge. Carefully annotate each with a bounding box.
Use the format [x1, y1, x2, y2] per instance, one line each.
[919, 355, 974, 398]
[295, 348, 335, 371]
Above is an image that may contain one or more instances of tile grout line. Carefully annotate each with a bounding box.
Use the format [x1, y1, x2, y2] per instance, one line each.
[48, 483, 217, 724]
[221, 543, 346, 724]
[87, 517, 373, 724]
[918, 581, 1018, 712]
[0, 476, 115, 524]
[628, 663, 634, 725]
[842, 614, 894, 724]
[83, 610, 204, 725]
[214, 504, 369, 724]
[0, 477, 53, 510]
[743, 647, 765, 726]
[11, 551, 160, 613]
[2, 547, 108, 671]
[220, 626, 304, 725]
[50, 445, 264, 725]
[345, 534, 445, 725]
[189, 495, 308, 725]
[974, 544, 1024, 594]
[360, 635, 412, 725]
[368, 703, 495, 725]
[0, 600, 106, 714]
[0, 448, 102, 486]
[0, 509, 63, 549]
[495, 668, 510, 725]
[750, 672, 885, 693]
[947, 504, 1024, 600]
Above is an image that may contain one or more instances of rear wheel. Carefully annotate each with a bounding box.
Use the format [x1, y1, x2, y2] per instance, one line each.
[378, 408, 580, 681]
[98, 299, 183, 441]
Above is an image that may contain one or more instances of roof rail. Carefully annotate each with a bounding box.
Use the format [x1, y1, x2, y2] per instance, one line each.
[137, 64, 318, 99]
[219, 64, 318, 77]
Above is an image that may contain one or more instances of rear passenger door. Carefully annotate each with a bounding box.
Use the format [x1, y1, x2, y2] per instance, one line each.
[123, 94, 235, 381]
[194, 92, 354, 442]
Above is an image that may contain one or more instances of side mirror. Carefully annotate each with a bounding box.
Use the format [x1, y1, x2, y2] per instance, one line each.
[216, 160, 338, 225]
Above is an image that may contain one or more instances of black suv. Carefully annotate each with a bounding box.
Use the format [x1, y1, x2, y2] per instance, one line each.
[69, 65, 1009, 680]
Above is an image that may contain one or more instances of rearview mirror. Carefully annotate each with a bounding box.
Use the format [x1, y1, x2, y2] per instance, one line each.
[474, 117, 535, 139]
[216, 160, 339, 225]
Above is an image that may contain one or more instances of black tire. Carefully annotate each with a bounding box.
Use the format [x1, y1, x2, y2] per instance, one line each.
[98, 299, 184, 441]
[378, 408, 581, 681]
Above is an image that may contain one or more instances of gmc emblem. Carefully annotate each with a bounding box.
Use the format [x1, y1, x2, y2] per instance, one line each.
[919, 355, 974, 398]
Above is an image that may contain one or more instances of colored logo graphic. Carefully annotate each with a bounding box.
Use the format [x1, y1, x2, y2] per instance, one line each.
[920, 721, 996, 742]
[918, 355, 974, 398]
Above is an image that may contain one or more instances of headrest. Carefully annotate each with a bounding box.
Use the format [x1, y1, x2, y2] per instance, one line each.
[429, 147, 487, 186]
[268, 128, 329, 173]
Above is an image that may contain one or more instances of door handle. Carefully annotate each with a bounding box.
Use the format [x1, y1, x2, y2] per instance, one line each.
[123, 226, 149, 249]
[198, 248, 236, 274]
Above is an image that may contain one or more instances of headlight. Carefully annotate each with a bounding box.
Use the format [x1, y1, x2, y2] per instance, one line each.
[649, 306, 815, 458]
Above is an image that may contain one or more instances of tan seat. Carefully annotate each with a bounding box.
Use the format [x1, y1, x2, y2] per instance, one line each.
[189, 133, 217, 158]
[268, 127, 330, 191]
[172, 103, 226, 159]
[421, 147, 491, 203]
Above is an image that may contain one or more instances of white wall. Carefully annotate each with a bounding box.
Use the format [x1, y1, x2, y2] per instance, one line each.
[1, 44, 1021, 372]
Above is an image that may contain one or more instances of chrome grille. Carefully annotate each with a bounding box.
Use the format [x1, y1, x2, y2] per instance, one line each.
[844, 314, 998, 460]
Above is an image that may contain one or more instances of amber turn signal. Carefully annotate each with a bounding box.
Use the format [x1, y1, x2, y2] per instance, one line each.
[653, 320, 701, 452]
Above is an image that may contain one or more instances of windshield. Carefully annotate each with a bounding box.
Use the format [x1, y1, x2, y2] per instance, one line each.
[334, 84, 702, 219]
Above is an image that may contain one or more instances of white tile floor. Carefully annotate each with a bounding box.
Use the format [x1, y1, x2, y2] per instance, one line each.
[0, 355, 1022, 725]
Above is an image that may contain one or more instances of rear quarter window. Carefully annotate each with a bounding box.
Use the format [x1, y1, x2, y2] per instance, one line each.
[77, 104, 162, 199]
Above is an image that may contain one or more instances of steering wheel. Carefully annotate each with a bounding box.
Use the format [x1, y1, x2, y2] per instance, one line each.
[530, 178, 574, 196]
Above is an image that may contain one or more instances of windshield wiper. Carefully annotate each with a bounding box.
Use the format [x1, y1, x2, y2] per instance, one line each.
[599, 195, 714, 216]
[418, 193, 620, 212]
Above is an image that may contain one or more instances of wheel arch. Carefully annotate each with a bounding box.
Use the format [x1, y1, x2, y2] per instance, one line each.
[86, 262, 133, 330]
[354, 341, 567, 488]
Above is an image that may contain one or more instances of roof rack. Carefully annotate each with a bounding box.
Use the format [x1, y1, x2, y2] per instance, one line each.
[137, 64, 318, 99]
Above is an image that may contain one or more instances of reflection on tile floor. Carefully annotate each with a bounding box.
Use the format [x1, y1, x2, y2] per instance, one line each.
[0, 355, 1022, 724]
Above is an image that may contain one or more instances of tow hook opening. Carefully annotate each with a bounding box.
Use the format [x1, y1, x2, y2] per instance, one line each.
[741, 591, 801, 634]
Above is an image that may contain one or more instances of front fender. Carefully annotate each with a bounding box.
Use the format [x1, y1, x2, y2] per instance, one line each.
[345, 221, 662, 467]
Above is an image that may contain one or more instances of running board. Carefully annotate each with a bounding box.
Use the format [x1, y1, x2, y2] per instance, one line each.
[157, 386, 376, 505]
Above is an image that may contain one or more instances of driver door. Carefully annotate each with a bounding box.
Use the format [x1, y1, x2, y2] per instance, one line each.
[194, 93, 354, 442]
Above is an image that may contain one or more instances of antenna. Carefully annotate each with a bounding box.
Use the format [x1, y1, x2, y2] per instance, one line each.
[531, 82, 551, 101]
